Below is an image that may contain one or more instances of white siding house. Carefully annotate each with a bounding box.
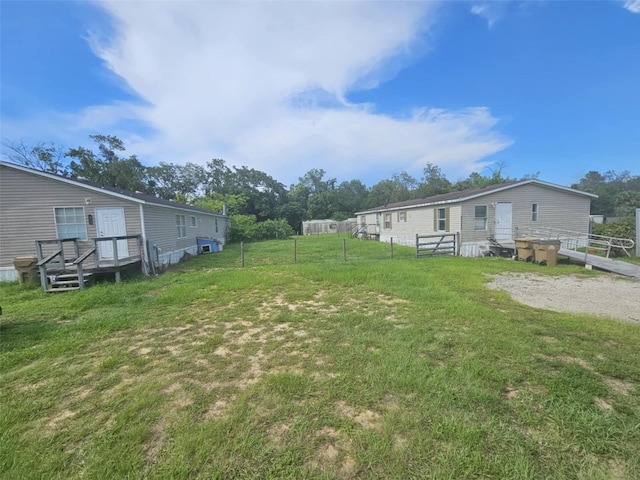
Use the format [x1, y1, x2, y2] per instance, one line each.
[0, 161, 229, 281]
[355, 180, 596, 256]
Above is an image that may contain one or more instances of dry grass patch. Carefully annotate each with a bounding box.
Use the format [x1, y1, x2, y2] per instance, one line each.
[307, 426, 356, 479]
[602, 376, 635, 395]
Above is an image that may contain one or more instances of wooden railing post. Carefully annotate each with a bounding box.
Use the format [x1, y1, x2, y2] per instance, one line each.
[59, 240, 65, 270]
[77, 263, 85, 289]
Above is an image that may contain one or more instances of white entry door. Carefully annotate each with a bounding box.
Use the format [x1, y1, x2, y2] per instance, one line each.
[95, 208, 129, 260]
[495, 202, 513, 241]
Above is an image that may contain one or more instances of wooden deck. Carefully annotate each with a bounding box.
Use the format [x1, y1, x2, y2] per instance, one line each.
[559, 249, 640, 278]
[36, 236, 144, 292]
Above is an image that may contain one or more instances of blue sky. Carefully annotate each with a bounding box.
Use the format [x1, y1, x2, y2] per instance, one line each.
[1, 0, 639, 188]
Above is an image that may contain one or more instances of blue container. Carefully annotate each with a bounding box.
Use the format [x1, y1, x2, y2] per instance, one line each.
[196, 238, 218, 253]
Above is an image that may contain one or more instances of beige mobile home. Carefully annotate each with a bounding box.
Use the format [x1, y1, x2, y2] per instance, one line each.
[355, 180, 596, 256]
[0, 161, 229, 282]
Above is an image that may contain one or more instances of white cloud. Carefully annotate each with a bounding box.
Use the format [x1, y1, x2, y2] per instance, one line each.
[470, 3, 506, 27]
[50, 2, 513, 184]
[624, 0, 640, 13]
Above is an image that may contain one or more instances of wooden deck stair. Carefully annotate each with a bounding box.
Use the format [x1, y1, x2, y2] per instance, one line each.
[46, 273, 94, 293]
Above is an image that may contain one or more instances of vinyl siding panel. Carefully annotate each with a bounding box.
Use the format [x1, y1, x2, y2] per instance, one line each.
[460, 183, 592, 243]
[0, 165, 142, 268]
[142, 205, 228, 262]
[377, 205, 462, 246]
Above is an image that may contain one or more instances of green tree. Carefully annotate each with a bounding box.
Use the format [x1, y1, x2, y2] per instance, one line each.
[295, 169, 339, 219]
[192, 193, 248, 216]
[453, 163, 513, 191]
[417, 163, 452, 198]
[366, 172, 417, 208]
[202, 159, 287, 221]
[572, 170, 640, 216]
[146, 162, 207, 200]
[2, 140, 69, 175]
[66, 135, 148, 192]
[335, 179, 369, 217]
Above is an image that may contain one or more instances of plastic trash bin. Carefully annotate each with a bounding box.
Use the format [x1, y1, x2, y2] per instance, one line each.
[515, 236, 538, 262]
[533, 240, 561, 266]
[13, 256, 39, 284]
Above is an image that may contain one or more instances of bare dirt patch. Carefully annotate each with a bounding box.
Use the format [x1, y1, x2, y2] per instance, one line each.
[594, 397, 614, 411]
[335, 401, 381, 430]
[486, 273, 640, 322]
[603, 376, 635, 396]
[46, 409, 76, 433]
[307, 427, 356, 479]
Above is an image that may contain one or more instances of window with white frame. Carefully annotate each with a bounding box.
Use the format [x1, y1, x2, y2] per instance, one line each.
[176, 215, 186, 238]
[474, 205, 488, 230]
[384, 213, 392, 229]
[54, 207, 88, 240]
[398, 211, 406, 222]
[190, 216, 197, 227]
[531, 203, 538, 222]
[437, 208, 446, 231]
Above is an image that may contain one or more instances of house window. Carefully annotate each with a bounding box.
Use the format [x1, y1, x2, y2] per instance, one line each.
[474, 205, 488, 230]
[176, 215, 186, 238]
[437, 208, 446, 231]
[532, 203, 538, 222]
[54, 207, 88, 240]
[398, 211, 406, 222]
[384, 213, 392, 229]
[190, 216, 197, 227]
[359, 215, 366, 226]
[215, 219, 219, 233]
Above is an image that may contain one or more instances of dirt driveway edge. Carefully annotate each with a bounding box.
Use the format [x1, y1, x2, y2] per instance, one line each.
[486, 273, 640, 323]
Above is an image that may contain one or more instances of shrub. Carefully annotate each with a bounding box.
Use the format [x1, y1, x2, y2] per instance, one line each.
[230, 214, 258, 243]
[592, 216, 636, 242]
[254, 219, 295, 240]
[230, 215, 294, 243]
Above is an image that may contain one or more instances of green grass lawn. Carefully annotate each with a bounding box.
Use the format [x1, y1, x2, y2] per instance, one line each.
[1, 236, 639, 479]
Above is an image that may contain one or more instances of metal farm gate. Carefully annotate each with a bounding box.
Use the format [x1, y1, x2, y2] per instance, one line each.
[416, 233, 458, 258]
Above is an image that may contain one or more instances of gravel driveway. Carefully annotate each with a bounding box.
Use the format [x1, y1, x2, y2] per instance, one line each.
[486, 273, 640, 323]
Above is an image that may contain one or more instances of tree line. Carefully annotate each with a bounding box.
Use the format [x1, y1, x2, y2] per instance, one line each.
[3, 136, 638, 240]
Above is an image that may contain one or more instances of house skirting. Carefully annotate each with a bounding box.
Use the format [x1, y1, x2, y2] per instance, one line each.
[157, 246, 198, 268]
[378, 234, 415, 247]
[0, 267, 19, 282]
[378, 234, 493, 257]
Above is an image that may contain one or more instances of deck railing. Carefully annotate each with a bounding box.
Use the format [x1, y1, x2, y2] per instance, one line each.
[36, 235, 143, 291]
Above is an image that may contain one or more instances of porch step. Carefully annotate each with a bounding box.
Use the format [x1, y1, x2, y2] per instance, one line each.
[46, 287, 82, 293]
[46, 273, 94, 293]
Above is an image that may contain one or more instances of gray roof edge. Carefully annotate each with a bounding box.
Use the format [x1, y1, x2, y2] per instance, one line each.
[1, 161, 227, 217]
[355, 179, 597, 214]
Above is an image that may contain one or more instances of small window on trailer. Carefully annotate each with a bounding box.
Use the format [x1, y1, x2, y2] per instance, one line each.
[474, 205, 488, 230]
[176, 215, 186, 238]
[433, 207, 449, 232]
